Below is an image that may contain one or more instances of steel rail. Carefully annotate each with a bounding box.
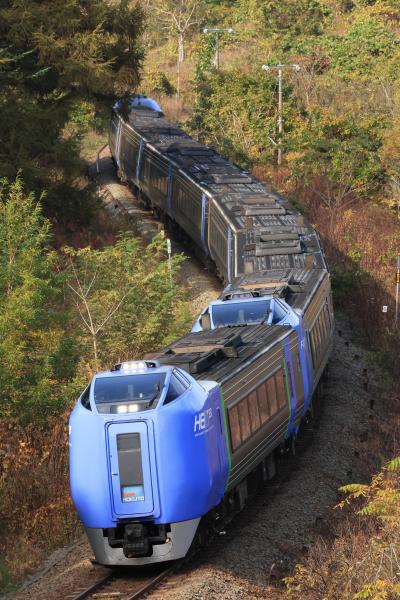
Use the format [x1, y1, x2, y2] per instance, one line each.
[69, 563, 178, 600]
[69, 570, 114, 600]
[126, 563, 180, 600]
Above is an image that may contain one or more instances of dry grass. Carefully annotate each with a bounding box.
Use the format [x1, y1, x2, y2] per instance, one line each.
[283, 471, 400, 600]
[0, 416, 81, 589]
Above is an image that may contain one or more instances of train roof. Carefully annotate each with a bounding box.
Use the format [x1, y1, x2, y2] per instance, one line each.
[224, 268, 328, 313]
[114, 99, 327, 273]
[150, 324, 293, 385]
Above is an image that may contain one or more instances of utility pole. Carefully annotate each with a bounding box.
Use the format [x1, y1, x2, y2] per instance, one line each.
[396, 254, 400, 325]
[167, 238, 173, 289]
[261, 63, 301, 166]
[203, 28, 234, 70]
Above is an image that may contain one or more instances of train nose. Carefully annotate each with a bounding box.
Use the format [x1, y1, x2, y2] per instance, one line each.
[107, 420, 156, 518]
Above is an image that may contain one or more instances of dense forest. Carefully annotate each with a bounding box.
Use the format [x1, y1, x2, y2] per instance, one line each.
[0, 0, 399, 597]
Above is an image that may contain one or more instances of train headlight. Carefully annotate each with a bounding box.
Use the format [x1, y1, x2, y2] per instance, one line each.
[116, 404, 141, 414]
[111, 360, 160, 372]
[121, 361, 147, 371]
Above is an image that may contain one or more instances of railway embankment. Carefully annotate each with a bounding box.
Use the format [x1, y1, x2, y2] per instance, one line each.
[7, 153, 396, 600]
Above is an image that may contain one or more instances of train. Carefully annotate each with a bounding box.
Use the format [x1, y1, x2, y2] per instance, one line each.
[69, 95, 334, 566]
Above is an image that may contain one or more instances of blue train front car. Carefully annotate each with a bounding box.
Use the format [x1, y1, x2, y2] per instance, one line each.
[69, 360, 230, 566]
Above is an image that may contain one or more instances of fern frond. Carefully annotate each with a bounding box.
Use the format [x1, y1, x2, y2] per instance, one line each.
[385, 456, 400, 471]
[339, 483, 368, 496]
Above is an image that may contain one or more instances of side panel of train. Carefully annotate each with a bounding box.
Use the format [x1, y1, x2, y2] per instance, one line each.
[222, 330, 305, 490]
[303, 274, 334, 391]
[207, 198, 234, 282]
[171, 173, 206, 250]
[219, 276, 334, 492]
[139, 145, 169, 210]
[120, 128, 142, 182]
[109, 116, 234, 282]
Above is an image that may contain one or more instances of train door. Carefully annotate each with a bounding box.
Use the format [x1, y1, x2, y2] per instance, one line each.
[297, 319, 313, 412]
[283, 339, 301, 435]
[227, 227, 233, 283]
[107, 421, 155, 518]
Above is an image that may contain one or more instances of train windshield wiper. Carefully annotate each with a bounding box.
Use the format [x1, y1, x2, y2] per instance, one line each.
[147, 384, 160, 408]
[260, 310, 271, 325]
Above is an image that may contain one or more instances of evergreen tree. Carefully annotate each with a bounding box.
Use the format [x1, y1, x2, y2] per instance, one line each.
[0, 0, 145, 219]
[0, 177, 78, 423]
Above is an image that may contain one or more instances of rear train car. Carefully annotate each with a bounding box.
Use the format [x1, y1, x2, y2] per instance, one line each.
[108, 96, 327, 284]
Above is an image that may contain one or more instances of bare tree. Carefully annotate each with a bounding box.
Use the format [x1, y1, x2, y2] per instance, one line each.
[66, 256, 130, 367]
[152, 0, 204, 98]
[388, 171, 400, 219]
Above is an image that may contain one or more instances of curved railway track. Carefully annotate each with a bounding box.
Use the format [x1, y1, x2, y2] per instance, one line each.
[70, 563, 179, 600]
[77, 146, 322, 600]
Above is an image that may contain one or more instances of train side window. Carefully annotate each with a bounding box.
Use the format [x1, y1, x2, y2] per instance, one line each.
[317, 314, 324, 345]
[325, 300, 332, 330]
[318, 316, 326, 352]
[308, 331, 316, 368]
[285, 363, 294, 400]
[319, 315, 325, 343]
[312, 324, 321, 361]
[314, 320, 321, 356]
[275, 369, 287, 409]
[164, 372, 187, 405]
[80, 385, 91, 411]
[229, 406, 241, 451]
[321, 310, 329, 346]
[267, 376, 278, 414]
[323, 305, 330, 332]
[144, 158, 151, 180]
[324, 305, 331, 335]
[295, 351, 303, 392]
[257, 383, 270, 424]
[176, 188, 184, 212]
[318, 313, 326, 342]
[312, 329, 319, 364]
[247, 390, 261, 433]
[238, 398, 251, 442]
[296, 352, 301, 374]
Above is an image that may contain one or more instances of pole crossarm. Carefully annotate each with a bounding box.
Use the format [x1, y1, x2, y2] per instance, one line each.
[262, 64, 301, 72]
[261, 63, 301, 166]
[203, 28, 234, 33]
[203, 27, 235, 69]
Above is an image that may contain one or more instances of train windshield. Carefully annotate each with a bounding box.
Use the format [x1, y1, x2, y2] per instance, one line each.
[211, 300, 270, 327]
[94, 373, 166, 414]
